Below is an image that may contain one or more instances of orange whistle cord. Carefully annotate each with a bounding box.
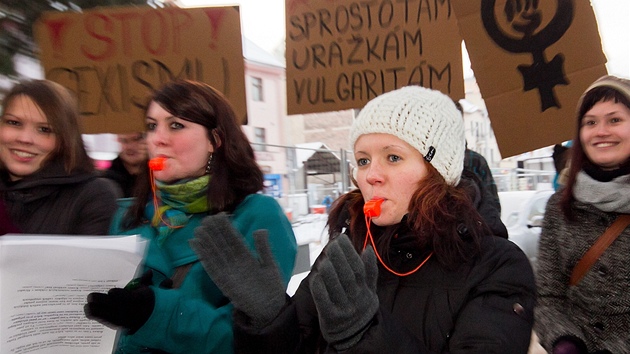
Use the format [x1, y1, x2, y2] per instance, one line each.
[149, 161, 184, 230]
[363, 213, 432, 277]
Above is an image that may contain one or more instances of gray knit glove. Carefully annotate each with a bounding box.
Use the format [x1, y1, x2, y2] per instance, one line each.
[310, 234, 379, 350]
[190, 213, 286, 328]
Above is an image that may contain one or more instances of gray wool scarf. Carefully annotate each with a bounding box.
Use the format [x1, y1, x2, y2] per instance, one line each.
[574, 171, 630, 213]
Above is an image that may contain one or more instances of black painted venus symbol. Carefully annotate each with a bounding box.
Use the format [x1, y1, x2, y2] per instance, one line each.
[481, 0, 573, 111]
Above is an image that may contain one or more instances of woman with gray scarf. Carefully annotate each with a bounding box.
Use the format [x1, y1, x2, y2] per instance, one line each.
[535, 75, 630, 354]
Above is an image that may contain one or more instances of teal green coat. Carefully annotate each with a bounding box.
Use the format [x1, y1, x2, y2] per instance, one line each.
[109, 194, 297, 354]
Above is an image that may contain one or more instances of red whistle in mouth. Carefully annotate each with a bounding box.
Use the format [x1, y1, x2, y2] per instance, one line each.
[148, 157, 166, 171]
[364, 198, 383, 218]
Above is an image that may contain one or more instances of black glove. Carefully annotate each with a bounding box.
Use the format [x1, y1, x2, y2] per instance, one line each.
[190, 213, 286, 328]
[310, 234, 379, 350]
[84, 270, 155, 334]
[552, 335, 589, 354]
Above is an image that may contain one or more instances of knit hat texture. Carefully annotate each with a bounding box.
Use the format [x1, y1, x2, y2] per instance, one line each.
[578, 75, 630, 110]
[350, 86, 465, 185]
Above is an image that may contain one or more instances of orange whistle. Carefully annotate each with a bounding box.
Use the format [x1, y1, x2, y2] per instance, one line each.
[364, 198, 383, 218]
[148, 157, 166, 171]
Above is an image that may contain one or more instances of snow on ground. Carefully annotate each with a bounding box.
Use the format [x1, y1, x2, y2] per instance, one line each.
[287, 213, 328, 295]
[291, 213, 329, 262]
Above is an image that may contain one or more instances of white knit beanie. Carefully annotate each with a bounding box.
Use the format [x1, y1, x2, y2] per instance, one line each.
[350, 86, 465, 185]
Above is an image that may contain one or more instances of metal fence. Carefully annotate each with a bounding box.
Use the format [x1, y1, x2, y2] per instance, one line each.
[255, 143, 556, 221]
[257, 143, 352, 221]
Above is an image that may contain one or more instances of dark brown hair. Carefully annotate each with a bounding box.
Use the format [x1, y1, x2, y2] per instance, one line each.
[327, 163, 484, 270]
[123, 80, 263, 228]
[1, 80, 93, 174]
[560, 86, 630, 219]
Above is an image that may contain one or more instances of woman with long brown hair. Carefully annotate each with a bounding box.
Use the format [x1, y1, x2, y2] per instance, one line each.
[84, 80, 297, 354]
[0, 79, 117, 234]
[192, 85, 536, 353]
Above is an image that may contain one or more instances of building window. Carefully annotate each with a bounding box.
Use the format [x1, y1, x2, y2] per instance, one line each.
[254, 127, 266, 151]
[252, 77, 263, 102]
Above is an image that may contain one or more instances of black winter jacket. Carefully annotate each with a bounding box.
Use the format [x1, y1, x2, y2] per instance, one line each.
[233, 229, 536, 353]
[0, 161, 118, 235]
[461, 169, 508, 239]
[102, 156, 137, 198]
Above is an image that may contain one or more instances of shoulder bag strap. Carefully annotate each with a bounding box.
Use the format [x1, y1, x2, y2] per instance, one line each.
[569, 214, 630, 286]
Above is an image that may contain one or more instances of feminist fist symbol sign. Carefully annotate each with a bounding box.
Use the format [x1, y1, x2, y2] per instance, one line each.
[482, 0, 574, 111]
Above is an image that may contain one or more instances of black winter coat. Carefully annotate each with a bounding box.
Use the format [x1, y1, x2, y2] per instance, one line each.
[0, 161, 118, 235]
[233, 229, 536, 353]
[461, 169, 508, 239]
[102, 156, 137, 198]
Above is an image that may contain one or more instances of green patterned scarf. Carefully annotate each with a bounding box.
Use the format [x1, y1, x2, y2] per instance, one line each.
[148, 175, 210, 245]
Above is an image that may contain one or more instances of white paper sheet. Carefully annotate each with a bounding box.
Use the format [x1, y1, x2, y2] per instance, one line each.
[0, 234, 146, 354]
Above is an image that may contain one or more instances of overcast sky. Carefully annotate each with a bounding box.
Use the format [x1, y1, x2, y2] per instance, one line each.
[180, 0, 630, 77]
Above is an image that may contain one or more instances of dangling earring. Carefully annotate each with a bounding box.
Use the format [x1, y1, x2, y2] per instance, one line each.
[206, 154, 213, 174]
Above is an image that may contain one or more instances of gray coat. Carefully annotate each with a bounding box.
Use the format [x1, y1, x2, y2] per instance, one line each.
[535, 191, 630, 353]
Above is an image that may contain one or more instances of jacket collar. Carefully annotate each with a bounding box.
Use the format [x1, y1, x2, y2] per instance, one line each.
[1, 160, 96, 203]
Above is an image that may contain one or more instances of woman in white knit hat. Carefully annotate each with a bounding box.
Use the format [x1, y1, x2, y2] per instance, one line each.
[536, 75, 630, 354]
[191, 85, 536, 353]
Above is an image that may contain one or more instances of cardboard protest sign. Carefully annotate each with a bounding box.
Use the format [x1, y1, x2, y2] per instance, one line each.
[452, 0, 608, 158]
[34, 6, 246, 133]
[285, 0, 464, 115]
